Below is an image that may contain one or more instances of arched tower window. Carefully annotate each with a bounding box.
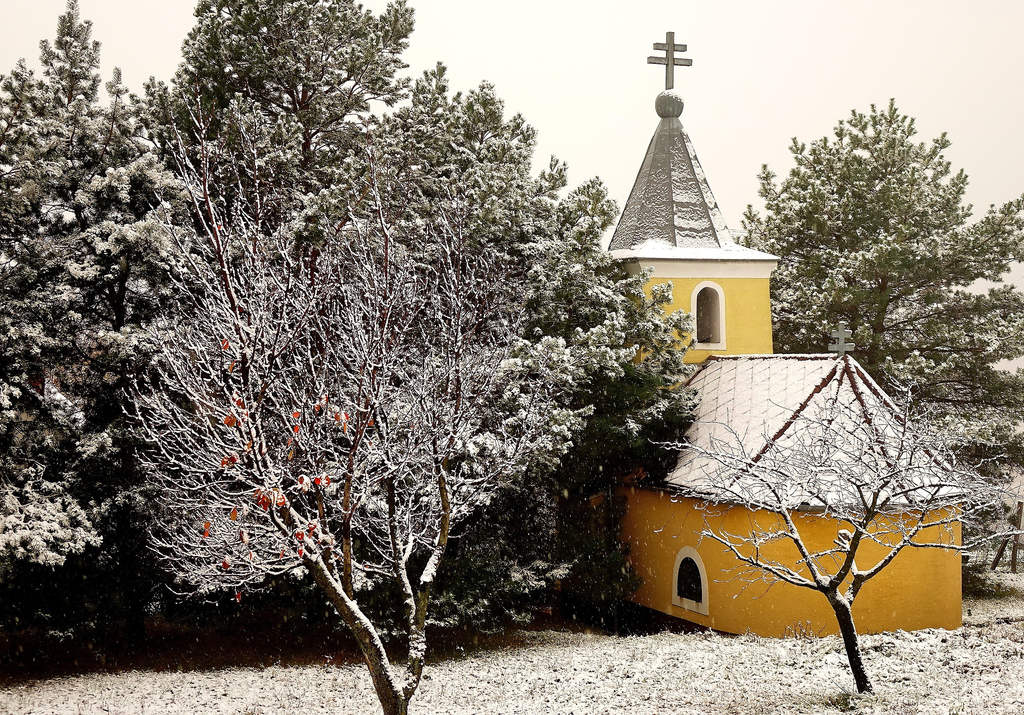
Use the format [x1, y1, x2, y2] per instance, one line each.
[672, 546, 709, 615]
[691, 282, 726, 349]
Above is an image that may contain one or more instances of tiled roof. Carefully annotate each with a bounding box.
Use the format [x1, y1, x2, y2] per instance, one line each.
[665, 354, 906, 500]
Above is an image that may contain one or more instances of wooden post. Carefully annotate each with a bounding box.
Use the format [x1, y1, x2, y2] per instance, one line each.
[992, 537, 1008, 570]
[1012, 502, 1024, 574]
[992, 501, 1024, 572]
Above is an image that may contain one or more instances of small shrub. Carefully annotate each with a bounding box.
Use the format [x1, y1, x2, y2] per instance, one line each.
[962, 561, 1020, 600]
[821, 691, 859, 712]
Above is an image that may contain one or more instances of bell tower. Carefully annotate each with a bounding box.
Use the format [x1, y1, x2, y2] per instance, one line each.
[609, 33, 777, 363]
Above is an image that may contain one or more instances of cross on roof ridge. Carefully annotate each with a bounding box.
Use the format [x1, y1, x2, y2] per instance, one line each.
[647, 31, 692, 90]
[829, 322, 856, 356]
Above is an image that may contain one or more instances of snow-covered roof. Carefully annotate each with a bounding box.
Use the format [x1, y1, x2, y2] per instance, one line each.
[608, 238, 777, 263]
[608, 95, 773, 262]
[664, 354, 921, 502]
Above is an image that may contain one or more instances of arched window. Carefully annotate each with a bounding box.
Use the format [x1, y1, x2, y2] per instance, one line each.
[672, 546, 709, 615]
[690, 282, 725, 349]
[677, 557, 702, 602]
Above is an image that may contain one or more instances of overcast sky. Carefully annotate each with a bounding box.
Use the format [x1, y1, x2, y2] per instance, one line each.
[3, 0, 1023, 274]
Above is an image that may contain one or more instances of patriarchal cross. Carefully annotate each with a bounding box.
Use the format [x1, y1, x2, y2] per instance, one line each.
[647, 31, 692, 90]
[829, 322, 856, 357]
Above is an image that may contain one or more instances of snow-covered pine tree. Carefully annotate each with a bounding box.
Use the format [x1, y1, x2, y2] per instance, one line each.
[743, 100, 1024, 471]
[142, 0, 414, 234]
[0, 0, 185, 650]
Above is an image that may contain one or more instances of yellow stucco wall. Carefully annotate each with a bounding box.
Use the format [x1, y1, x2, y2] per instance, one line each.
[646, 275, 774, 363]
[620, 486, 963, 636]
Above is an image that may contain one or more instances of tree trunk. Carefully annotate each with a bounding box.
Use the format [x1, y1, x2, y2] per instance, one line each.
[359, 654, 408, 715]
[307, 559, 411, 714]
[827, 593, 873, 693]
[334, 606, 405, 715]
[375, 686, 409, 715]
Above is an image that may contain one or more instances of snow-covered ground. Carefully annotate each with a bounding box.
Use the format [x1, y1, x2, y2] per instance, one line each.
[3, 572, 1023, 714]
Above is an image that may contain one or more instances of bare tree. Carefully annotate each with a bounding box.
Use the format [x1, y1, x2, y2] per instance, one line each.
[133, 111, 582, 714]
[677, 384, 1022, 694]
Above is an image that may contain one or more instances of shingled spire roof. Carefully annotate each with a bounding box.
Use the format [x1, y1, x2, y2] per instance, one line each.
[608, 91, 776, 263]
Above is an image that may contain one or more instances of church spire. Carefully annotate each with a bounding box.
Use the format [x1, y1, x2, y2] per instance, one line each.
[609, 32, 745, 254]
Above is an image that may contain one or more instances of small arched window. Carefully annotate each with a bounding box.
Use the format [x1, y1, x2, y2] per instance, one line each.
[691, 282, 725, 349]
[677, 557, 702, 602]
[672, 546, 709, 615]
[696, 287, 721, 344]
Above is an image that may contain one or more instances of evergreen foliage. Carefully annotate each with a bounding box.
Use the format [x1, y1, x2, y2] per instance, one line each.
[0, 0, 185, 649]
[743, 100, 1024, 470]
[142, 0, 414, 231]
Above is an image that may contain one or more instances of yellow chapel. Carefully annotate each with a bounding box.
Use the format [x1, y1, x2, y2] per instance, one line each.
[609, 71, 962, 637]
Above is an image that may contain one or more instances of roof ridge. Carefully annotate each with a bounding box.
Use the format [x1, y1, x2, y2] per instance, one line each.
[681, 359, 714, 387]
[674, 125, 728, 248]
[846, 359, 900, 412]
[750, 362, 842, 463]
[704, 353, 840, 361]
